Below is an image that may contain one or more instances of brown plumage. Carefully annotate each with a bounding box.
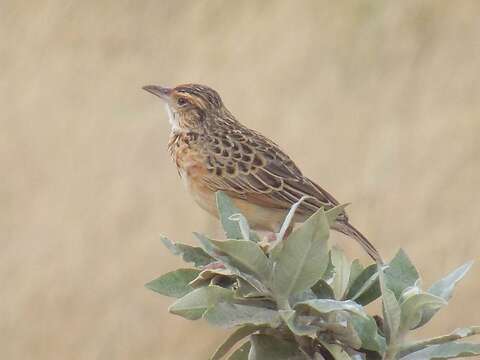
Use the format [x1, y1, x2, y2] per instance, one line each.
[143, 83, 382, 262]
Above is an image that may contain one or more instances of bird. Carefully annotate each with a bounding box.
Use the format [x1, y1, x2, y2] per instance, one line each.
[142, 83, 382, 262]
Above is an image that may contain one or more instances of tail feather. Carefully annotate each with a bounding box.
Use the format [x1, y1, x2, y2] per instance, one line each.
[332, 221, 383, 264]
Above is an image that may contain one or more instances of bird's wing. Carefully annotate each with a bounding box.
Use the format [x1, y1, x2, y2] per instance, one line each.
[201, 127, 340, 216]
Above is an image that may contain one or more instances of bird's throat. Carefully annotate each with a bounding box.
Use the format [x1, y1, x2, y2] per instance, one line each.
[164, 104, 181, 133]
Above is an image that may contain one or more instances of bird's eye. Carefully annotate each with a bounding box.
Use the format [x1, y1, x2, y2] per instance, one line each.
[177, 97, 187, 106]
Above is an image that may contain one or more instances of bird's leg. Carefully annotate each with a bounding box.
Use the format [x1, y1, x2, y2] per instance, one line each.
[261, 225, 293, 243]
[266, 232, 277, 242]
[255, 231, 277, 253]
[258, 226, 294, 254]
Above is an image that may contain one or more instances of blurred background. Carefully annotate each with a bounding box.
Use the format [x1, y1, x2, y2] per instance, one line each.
[2, 1, 480, 359]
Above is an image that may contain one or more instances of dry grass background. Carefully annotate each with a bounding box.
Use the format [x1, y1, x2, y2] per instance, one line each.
[2, 1, 480, 359]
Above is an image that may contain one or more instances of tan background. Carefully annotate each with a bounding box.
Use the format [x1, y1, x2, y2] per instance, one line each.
[2, 1, 480, 359]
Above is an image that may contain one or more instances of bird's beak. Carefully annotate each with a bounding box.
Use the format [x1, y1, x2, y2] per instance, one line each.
[142, 85, 172, 100]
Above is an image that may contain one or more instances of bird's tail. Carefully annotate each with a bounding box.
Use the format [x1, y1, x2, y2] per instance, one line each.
[332, 221, 383, 264]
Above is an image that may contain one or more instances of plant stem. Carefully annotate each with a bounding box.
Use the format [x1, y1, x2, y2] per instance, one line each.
[397, 326, 480, 358]
[383, 344, 398, 360]
[277, 297, 292, 311]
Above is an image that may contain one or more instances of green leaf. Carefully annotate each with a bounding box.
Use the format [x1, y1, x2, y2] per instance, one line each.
[399, 326, 480, 357]
[350, 314, 386, 353]
[195, 235, 269, 294]
[272, 208, 330, 301]
[235, 278, 266, 299]
[295, 299, 369, 319]
[228, 341, 251, 360]
[429, 261, 473, 300]
[295, 299, 368, 328]
[318, 313, 362, 350]
[248, 231, 262, 243]
[348, 259, 364, 288]
[345, 263, 381, 305]
[379, 264, 401, 343]
[145, 269, 200, 298]
[161, 236, 214, 267]
[216, 191, 244, 239]
[168, 285, 233, 320]
[210, 325, 259, 360]
[189, 267, 236, 288]
[279, 310, 318, 336]
[249, 334, 306, 360]
[228, 213, 251, 241]
[290, 288, 317, 306]
[382, 287, 401, 344]
[195, 234, 272, 289]
[311, 279, 335, 299]
[385, 249, 419, 299]
[277, 195, 313, 241]
[331, 247, 351, 300]
[325, 203, 350, 226]
[416, 261, 474, 328]
[204, 302, 280, 328]
[322, 253, 336, 282]
[400, 342, 480, 360]
[400, 292, 447, 331]
[319, 341, 352, 360]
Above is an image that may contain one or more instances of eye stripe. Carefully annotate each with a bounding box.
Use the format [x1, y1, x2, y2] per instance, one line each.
[175, 84, 222, 108]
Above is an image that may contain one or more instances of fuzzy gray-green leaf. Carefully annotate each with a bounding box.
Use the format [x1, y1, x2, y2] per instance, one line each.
[279, 310, 318, 336]
[196, 235, 272, 284]
[415, 261, 474, 329]
[348, 259, 364, 288]
[429, 261, 473, 300]
[398, 326, 480, 357]
[272, 208, 330, 300]
[385, 249, 419, 299]
[204, 303, 280, 328]
[400, 292, 446, 331]
[319, 313, 362, 350]
[400, 342, 480, 360]
[189, 267, 235, 288]
[322, 253, 336, 282]
[235, 278, 266, 299]
[290, 288, 317, 305]
[216, 191, 244, 239]
[169, 285, 233, 320]
[161, 236, 214, 267]
[295, 299, 369, 318]
[331, 247, 351, 300]
[382, 287, 401, 343]
[249, 334, 306, 360]
[277, 195, 312, 242]
[319, 341, 352, 360]
[146, 268, 200, 298]
[210, 325, 259, 360]
[228, 342, 251, 360]
[228, 213, 251, 241]
[311, 279, 335, 299]
[350, 314, 386, 352]
[325, 203, 350, 226]
[379, 264, 401, 342]
[345, 264, 381, 305]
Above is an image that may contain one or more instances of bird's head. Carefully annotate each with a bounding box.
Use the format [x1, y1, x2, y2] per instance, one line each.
[142, 83, 227, 132]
